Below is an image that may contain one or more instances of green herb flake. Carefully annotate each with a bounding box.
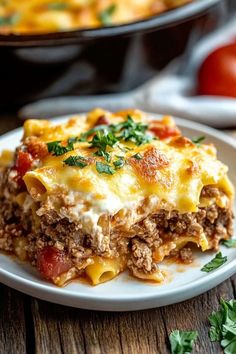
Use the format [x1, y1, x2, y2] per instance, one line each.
[47, 2, 68, 10]
[117, 145, 133, 153]
[191, 136, 205, 145]
[75, 115, 152, 163]
[169, 330, 198, 354]
[113, 157, 125, 169]
[132, 153, 142, 160]
[111, 115, 153, 146]
[78, 124, 109, 142]
[222, 239, 236, 248]
[63, 155, 88, 168]
[90, 130, 118, 162]
[99, 4, 117, 25]
[201, 252, 227, 273]
[67, 136, 79, 145]
[47, 137, 78, 156]
[209, 299, 236, 354]
[0, 13, 20, 26]
[94, 150, 111, 163]
[96, 161, 115, 175]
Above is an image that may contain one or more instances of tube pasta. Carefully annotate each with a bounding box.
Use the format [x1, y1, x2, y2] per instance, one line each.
[131, 268, 165, 283]
[54, 267, 79, 287]
[153, 234, 209, 262]
[23, 171, 52, 199]
[0, 150, 14, 167]
[23, 119, 50, 138]
[85, 256, 124, 285]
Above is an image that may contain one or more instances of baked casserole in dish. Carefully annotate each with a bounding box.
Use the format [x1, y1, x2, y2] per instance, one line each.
[0, 0, 192, 34]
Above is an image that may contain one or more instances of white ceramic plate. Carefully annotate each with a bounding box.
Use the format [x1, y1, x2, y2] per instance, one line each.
[0, 114, 236, 311]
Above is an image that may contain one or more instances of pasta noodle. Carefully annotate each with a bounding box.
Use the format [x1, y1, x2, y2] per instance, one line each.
[85, 257, 125, 285]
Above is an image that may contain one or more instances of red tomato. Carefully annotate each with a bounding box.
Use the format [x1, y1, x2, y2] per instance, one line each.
[94, 115, 109, 126]
[37, 247, 72, 280]
[16, 151, 33, 177]
[150, 126, 179, 140]
[13, 151, 33, 187]
[26, 138, 48, 159]
[198, 43, 236, 97]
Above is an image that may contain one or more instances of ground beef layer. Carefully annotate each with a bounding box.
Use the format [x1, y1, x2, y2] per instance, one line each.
[0, 188, 233, 281]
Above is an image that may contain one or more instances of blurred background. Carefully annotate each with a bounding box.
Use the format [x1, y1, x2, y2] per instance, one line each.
[0, 0, 236, 126]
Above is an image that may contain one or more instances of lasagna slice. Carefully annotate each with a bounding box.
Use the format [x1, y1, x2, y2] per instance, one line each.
[0, 109, 234, 285]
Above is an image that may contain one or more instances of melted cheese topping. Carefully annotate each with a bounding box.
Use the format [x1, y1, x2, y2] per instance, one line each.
[22, 109, 234, 228]
[0, 0, 192, 34]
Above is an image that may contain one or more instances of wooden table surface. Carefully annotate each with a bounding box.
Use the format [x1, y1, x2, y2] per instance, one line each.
[0, 116, 235, 354]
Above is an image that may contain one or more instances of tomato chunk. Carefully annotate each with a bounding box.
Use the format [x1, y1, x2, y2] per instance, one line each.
[150, 126, 179, 140]
[26, 137, 48, 159]
[16, 151, 33, 177]
[37, 246, 72, 280]
[13, 151, 33, 187]
[94, 115, 110, 126]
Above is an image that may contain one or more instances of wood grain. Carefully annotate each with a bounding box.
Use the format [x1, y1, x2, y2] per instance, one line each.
[0, 119, 236, 354]
[0, 285, 27, 354]
[2, 278, 236, 353]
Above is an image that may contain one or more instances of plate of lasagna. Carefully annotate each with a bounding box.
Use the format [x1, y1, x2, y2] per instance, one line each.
[0, 109, 235, 311]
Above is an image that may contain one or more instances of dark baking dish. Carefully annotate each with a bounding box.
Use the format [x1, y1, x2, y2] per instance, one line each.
[0, 0, 226, 108]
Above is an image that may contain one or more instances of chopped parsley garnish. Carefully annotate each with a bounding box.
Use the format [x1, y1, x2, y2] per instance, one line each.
[63, 155, 87, 168]
[191, 136, 205, 145]
[113, 156, 125, 169]
[96, 161, 115, 175]
[98, 4, 117, 25]
[89, 130, 118, 162]
[110, 115, 153, 146]
[209, 299, 236, 354]
[117, 145, 133, 153]
[48, 115, 153, 173]
[169, 330, 198, 354]
[78, 124, 109, 142]
[0, 13, 20, 26]
[201, 252, 227, 273]
[47, 137, 78, 156]
[222, 239, 236, 248]
[47, 2, 68, 10]
[132, 153, 142, 160]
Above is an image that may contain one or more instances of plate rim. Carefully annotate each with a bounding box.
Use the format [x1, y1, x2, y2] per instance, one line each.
[0, 113, 236, 310]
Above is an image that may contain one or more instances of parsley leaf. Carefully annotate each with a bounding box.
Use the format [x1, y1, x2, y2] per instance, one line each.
[63, 155, 87, 168]
[67, 136, 79, 145]
[113, 157, 125, 169]
[117, 145, 133, 153]
[74, 115, 152, 166]
[47, 2, 68, 10]
[47, 137, 78, 156]
[47, 140, 71, 156]
[111, 115, 152, 146]
[209, 299, 236, 354]
[90, 130, 118, 162]
[0, 13, 20, 26]
[169, 330, 198, 354]
[99, 4, 117, 25]
[191, 136, 205, 145]
[222, 239, 236, 248]
[78, 124, 109, 142]
[96, 161, 115, 175]
[201, 252, 227, 273]
[132, 153, 142, 160]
